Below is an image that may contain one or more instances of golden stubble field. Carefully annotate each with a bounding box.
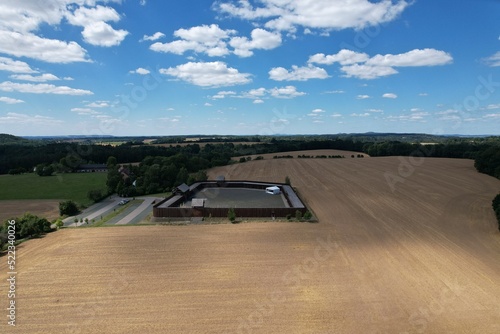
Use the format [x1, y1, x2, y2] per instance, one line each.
[1, 151, 500, 333]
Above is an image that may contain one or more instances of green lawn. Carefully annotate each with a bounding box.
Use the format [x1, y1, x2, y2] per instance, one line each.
[0, 173, 107, 206]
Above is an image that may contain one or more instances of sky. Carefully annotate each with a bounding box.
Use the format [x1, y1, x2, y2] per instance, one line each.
[0, 0, 499, 137]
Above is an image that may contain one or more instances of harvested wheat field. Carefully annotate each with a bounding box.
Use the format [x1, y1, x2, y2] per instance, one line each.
[0, 200, 60, 223]
[2, 154, 500, 334]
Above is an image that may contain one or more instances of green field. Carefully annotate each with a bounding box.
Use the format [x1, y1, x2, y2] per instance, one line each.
[0, 173, 107, 206]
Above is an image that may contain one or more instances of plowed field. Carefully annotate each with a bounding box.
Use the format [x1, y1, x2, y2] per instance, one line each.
[2, 154, 499, 333]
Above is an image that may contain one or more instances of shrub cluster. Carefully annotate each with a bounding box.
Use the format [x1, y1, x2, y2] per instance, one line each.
[1, 213, 53, 241]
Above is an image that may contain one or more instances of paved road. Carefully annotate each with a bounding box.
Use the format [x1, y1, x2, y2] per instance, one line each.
[63, 197, 123, 227]
[115, 197, 158, 225]
[63, 196, 163, 227]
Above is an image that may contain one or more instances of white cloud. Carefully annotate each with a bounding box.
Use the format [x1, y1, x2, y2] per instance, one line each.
[0, 112, 63, 125]
[356, 94, 371, 99]
[238, 86, 305, 100]
[269, 64, 328, 81]
[0, 31, 89, 63]
[215, 0, 411, 32]
[351, 113, 371, 117]
[309, 48, 452, 79]
[0, 96, 24, 104]
[366, 108, 383, 113]
[419, 92, 428, 96]
[151, 25, 281, 58]
[268, 85, 306, 99]
[141, 32, 165, 42]
[81, 21, 128, 47]
[86, 101, 110, 108]
[159, 62, 252, 88]
[312, 108, 325, 113]
[66, 5, 128, 47]
[9, 73, 61, 82]
[0, 81, 93, 95]
[324, 90, 345, 94]
[382, 93, 398, 99]
[484, 104, 500, 110]
[483, 51, 500, 67]
[0, 57, 38, 73]
[308, 50, 369, 65]
[0, 2, 129, 63]
[341, 64, 398, 79]
[387, 112, 429, 122]
[253, 99, 264, 104]
[212, 91, 237, 99]
[71, 107, 100, 115]
[204, 102, 213, 107]
[331, 113, 342, 118]
[366, 49, 453, 67]
[130, 68, 150, 75]
[151, 24, 234, 57]
[230, 28, 282, 57]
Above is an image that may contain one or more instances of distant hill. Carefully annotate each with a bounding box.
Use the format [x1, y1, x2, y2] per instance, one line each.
[0, 133, 33, 145]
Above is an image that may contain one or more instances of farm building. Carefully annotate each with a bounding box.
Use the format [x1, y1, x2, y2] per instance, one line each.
[153, 180, 307, 219]
[76, 164, 108, 173]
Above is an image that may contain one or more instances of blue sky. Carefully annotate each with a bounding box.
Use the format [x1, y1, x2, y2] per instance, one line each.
[0, 0, 499, 136]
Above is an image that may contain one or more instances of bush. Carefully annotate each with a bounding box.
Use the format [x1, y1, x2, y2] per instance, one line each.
[54, 219, 64, 229]
[88, 189, 105, 203]
[285, 176, 291, 185]
[35, 163, 54, 176]
[2, 213, 52, 239]
[59, 200, 79, 216]
[286, 214, 292, 221]
[303, 211, 312, 220]
[228, 207, 236, 223]
[295, 210, 302, 221]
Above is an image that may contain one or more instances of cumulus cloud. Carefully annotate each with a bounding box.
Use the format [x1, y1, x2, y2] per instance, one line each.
[229, 28, 282, 57]
[215, 0, 411, 32]
[86, 101, 110, 108]
[159, 61, 252, 88]
[0, 112, 63, 125]
[230, 86, 306, 101]
[151, 25, 281, 57]
[269, 64, 328, 81]
[141, 32, 165, 42]
[0, 96, 24, 104]
[308, 50, 370, 65]
[65, 5, 129, 47]
[0, 57, 38, 73]
[357, 94, 370, 99]
[268, 85, 306, 99]
[382, 93, 398, 99]
[151, 24, 234, 57]
[483, 51, 500, 67]
[0, 81, 93, 95]
[129, 68, 151, 75]
[9, 73, 61, 82]
[0, 31, 89, 63]
[309, 48, 452, 79]
[211, 91, 237, 99]
[0, 1, 128, 63]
